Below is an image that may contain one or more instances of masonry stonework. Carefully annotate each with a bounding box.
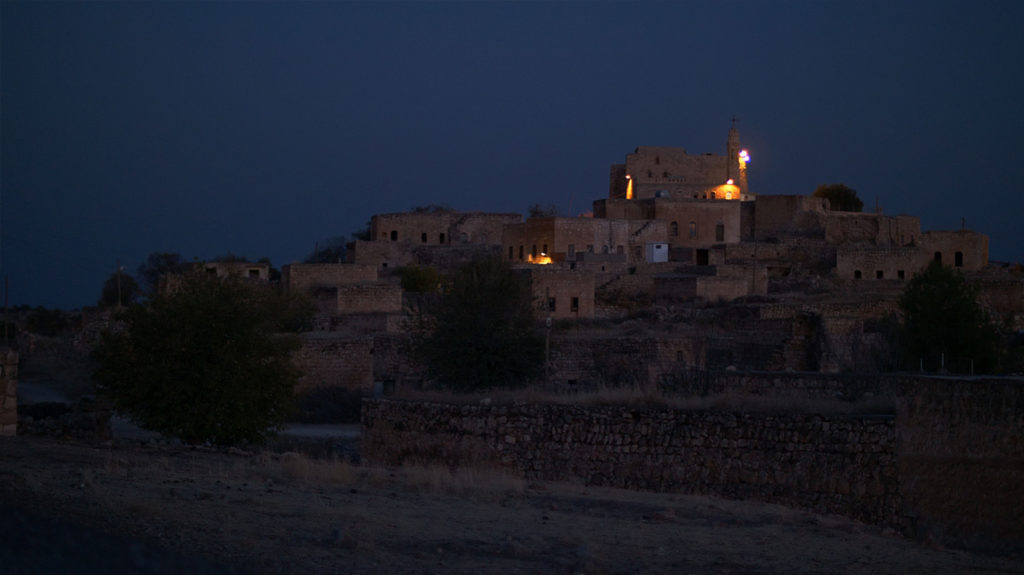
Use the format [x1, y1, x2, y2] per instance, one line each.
[362, 399, 900, 527]
[292, 334, 374, 393]
[282, 263, 378, 295]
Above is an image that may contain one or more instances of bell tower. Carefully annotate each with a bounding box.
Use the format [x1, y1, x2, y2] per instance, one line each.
[726, 116, 749, 199]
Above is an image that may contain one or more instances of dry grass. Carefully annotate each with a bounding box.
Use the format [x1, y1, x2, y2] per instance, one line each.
[393, 384, 898, 415]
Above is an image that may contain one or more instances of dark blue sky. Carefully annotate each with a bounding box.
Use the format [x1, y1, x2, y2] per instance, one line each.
[3, 1, 1022, 309]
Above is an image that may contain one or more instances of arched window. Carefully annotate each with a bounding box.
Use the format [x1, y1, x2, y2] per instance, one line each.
[688, 222, 697, 239]
[390, 230, 398, 241]
[670, 221, 679, 237]
[955, 251, 964, 267]
[421, 233, 427, 243]
[934, 252, 942, 264]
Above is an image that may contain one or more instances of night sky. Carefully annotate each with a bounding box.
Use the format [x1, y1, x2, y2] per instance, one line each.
[3, 1, 1022, 310]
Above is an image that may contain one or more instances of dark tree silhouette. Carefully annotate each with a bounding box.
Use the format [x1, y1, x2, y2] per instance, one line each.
[93, 271, 313, 445]
[899, 261, 999, 373]
[813, 184, 864, 212]
[408, 255, 544, 391]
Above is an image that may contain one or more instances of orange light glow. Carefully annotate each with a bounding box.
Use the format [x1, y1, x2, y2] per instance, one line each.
[526, 253, 553, 265]
[625, 175, 633, 199]
[739, 150, 750, 164]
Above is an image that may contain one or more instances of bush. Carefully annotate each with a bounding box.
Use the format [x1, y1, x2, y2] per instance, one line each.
[93, 271, 313, 445]
[408, 256, 544, 391]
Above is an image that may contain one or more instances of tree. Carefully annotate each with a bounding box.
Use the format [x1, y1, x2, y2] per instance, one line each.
[93, 271, 314, 445]
[399, 265, 441, 293]
[898, 261, 999, 373]
[136, 252, 189, 295]
[98, 270, 141, 308]
[408, 255, 544, 391]
[527, 203, 560, 218]
[813, 184, 863, 212]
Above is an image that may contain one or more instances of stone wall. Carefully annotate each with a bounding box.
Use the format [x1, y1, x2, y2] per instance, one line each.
[336, 284, 402, 315]
[362, 374, 1024, 550]
[282, 263, 378, 295]
[525, 268, 595, 319]
[825, 213, 920, 247]
[292, 334, 374, 393]
[754, 195, 828, 241]
[370, 211, 521, 246]
[836, 246, 921, 281]
[1, 350, 17, 436]
[650, 198, 743, 247]
[920, 230, 989, 272]
[896, 377, 1024, 550]
[362, 399, 900, 526]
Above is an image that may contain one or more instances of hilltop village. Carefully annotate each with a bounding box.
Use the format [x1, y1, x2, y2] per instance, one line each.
[264, 122, 1023, 396]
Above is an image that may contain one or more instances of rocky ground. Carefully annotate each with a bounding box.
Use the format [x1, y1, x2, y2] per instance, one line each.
[0, 435, 1021, 575]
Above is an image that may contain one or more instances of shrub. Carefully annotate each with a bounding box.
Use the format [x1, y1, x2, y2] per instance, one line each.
[93, 271, 313, 445]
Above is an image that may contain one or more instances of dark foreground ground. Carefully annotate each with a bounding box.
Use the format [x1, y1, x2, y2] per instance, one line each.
[0, 436, 1021, 575]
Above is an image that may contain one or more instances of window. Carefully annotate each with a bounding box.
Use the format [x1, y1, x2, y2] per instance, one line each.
[421, 233, 427, 243]
[548, 297, 556, 312]
[571, 297, 579, 312]
[460, 232, 468, 243]
[670, 221, 679, 237]
[689, 221, 697, 239]
[206, 266, 217, 275]
[710, 192, 716, 199]
[876, 270, 884, 279]
[248, 269, 260, 279]
[854, 270, 862, 279]
[568, 244, 575, 258]
[508, 246, 514, 260]
[390, 230, 398, 241]
[439, 233, 446, 244]
[934, 252, 942, 264]
[696, 249, 709, 266]
[587, 245, 594, 253]
[898, 270, 905, 280]
[542, 244, 548, 255]
[955, 251, 964, 267]
[617, 245, 624, 254]
[715, 223, 725, 242]
[531, 245, 537, 257]
[518, 245, 523, 259]
[601, 245, 609, 254]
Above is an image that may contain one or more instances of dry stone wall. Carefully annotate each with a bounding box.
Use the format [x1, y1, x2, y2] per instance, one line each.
[292, 334, 374, 393]
[362, 399, 900, 526]
[362, 375, 1024, 550]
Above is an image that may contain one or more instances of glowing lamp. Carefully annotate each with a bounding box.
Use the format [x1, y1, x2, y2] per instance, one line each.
[625, 174, 631, 179]
[726, 179, 734, 185]
[739, 150, 750, 163]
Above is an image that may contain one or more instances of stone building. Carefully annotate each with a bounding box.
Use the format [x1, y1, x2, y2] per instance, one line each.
[608, 119, 753, 201]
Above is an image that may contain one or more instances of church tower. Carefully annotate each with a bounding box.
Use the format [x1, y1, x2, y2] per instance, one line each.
[726, 116, 750, 199]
